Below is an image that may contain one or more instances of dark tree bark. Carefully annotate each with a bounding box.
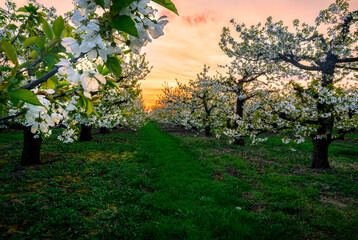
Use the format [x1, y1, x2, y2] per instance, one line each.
[79, 124, 92, 141]
[232, 98, 245, 145]
[233, 137, 245, 145]
[204, 125, 212, 137]
[99, 127, 110, 134]
[201, 94, 213, 137]
[311, 138, 331, 169]
[310, 91, 333, 169]
[21, 127, 42, 165]
[337, 129, 345, 140]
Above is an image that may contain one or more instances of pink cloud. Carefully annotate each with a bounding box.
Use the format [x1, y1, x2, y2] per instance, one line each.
[182, 11, 217, 25]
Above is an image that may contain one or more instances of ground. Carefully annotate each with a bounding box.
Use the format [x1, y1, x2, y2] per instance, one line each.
[0, 122, 357, 239]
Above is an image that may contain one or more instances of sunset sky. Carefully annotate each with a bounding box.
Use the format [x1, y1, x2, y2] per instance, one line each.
[2, 0, 358, 107]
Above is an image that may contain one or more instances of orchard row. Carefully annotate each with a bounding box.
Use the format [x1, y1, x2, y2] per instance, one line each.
[151, 0, 358, 169]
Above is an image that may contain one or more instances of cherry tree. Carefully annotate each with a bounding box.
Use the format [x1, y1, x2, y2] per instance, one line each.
[220, 0, 358, 168]
[214, 57, 274, 145]
[76, 53, 151, 141]
[153, 65, 226, 136]
[153, 81, 194, 128]
[0, 0, 178, 165]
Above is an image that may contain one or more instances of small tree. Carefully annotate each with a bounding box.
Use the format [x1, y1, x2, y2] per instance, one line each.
[215, 58, 271, 145]
[155, 66, 224, 136]
[154, 81, 194, 128]
[185, 66, 223, 136]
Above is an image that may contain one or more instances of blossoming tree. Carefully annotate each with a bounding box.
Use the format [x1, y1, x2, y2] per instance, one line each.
[0, 0, 178, 165]
[220, 0, 358, 168]
[76, 53, 151, 141]
[214, 58, 274, 145]
[153, 65, 226, 137]
[153, 81, 194, 128]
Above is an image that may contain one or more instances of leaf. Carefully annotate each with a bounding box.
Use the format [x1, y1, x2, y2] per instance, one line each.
[36, 71, 45, 79]
[112, 0, 136, 13]
[0, 40, 18, 65]
[7, 24, 17, 30]
[0, 66, 12, 72]
[47, 76, 58, 89]
[42, 21, 54, 40]
[25, 4, 37, 14]
[101, 67, 110, 76]
[97, 64, 110, 76]
[92, 109, 100, 117]
[78, 96, 86, 108]
[107, 80, 121, 91]
[152, 0, 178, 15]
[0, 40, 19, 80]
[28, 50, 39, 59]
[8, 89, 43, 106]
[17, 7, 28, 13]
[38, 12, 47, 17]
[97, 64, 104, 73]
[43, 55, 55, 66]
[91, 96, 102, 102]
[10, 64, 18, 80]
[95, 0, 105, 9]
[58, 81, 71, 88]
[46, 38, 60, 49]
[23, 36, 46, 50]
[53, 16, 65, 38]
[105, 57, 122, 78]
[85, 98, 93, 115]
[110, 15, 138, 38]
[123, 49, 132, 54]
[23, 37, 38, 48]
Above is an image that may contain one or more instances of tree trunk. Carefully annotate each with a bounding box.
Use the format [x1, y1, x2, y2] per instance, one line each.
[79, 124, 92, 141]
[310, 73, 334, 169]
[204, 125, 212, 137]
[232, 98, 245, 146]
[311, 138, 331, 169]
[21, 128, 42, 165]
[100, 127, 110, 134]
[233, 137, 245, 146]
[337, 129, 345, 140]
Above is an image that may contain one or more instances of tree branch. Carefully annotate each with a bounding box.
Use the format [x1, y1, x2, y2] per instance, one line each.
[336, 57, 358, 63]
[331, 129, 353, 142]
[16, 59, 42, 75]
[0, 111, 24, 121]
[277, 53, 322, 71]
[20, 52, 86, 90]
[336, 65, 358, 71]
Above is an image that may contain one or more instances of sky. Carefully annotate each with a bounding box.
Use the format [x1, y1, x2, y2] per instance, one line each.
[2, 0, 358, 108]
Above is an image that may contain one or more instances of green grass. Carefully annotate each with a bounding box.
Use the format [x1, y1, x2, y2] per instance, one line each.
[171, 128, 358, 240]
[0, 123, 357, 239]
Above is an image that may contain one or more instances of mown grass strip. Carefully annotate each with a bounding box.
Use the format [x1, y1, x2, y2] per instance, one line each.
[138, 122, 287, 239]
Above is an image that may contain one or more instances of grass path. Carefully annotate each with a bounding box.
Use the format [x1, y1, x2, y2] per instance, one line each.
[138, 122, 273, 239]
[2, 123, 356, 239]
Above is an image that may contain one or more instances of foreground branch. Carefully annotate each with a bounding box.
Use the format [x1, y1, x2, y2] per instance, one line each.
[20, 52, 86, 90]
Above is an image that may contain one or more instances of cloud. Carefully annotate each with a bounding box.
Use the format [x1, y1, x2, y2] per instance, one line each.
[182, 11, 217, 26]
